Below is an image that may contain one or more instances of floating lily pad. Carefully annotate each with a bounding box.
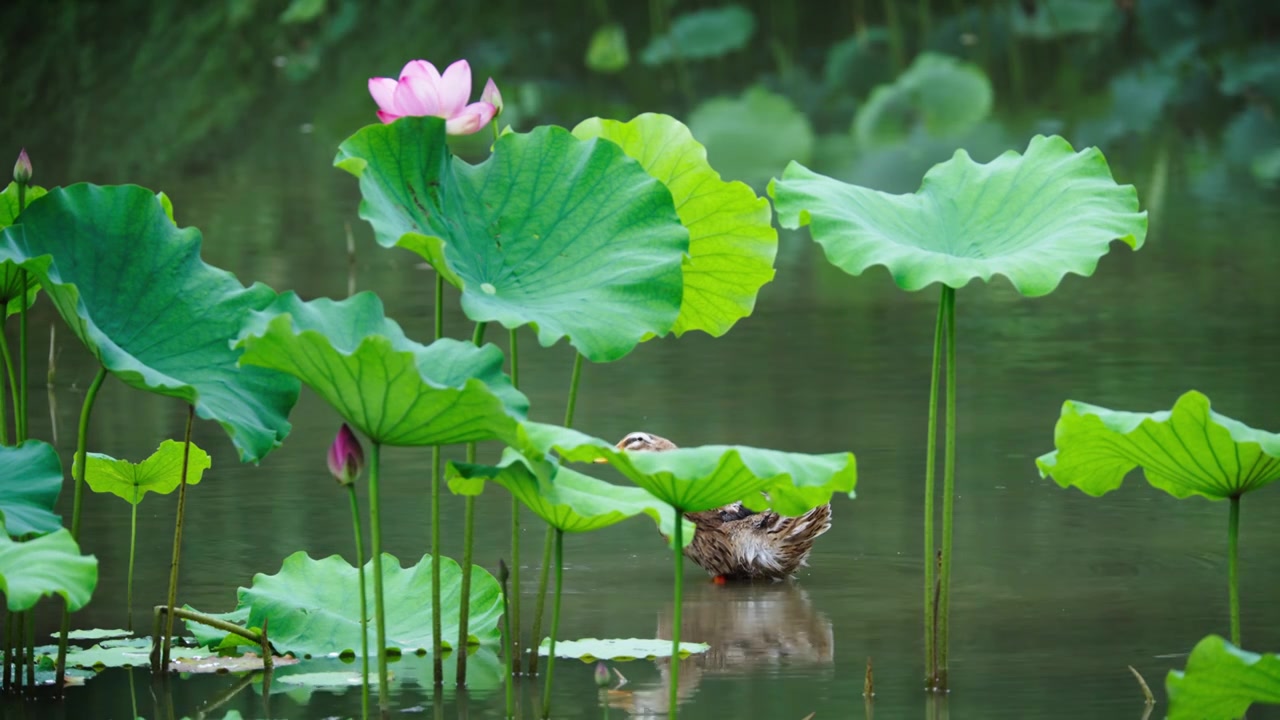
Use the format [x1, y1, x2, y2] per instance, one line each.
[82, 439, 211, 505]
[641, 4, 755, 65]
[0, 184, 299, 462]
[52, 628, 133, 641]
[276, 670, 371, 687]
[537, 637, 709, 661]
[0, 521, 97, 612]
[854, 53, 993, 146]
[0, 440, 64, 537]
[1166, 635, 1280, 720]
[30, 667, 95, 687]
[335, 117, 688, 362]
[515, 422, 856, 514]
[48, 641, 208, 669]
[170, 651, 299, 674]
[690, 86, 814, 190]
[449, 450, 693, 543]
[0, 181, 44, 316]
[1036, 391, 1280, 500]
[770, 135, 1147, 296]
[189, 552, 502, 656]
[236, 292, 526, 446]
[573, 114, 777, 338]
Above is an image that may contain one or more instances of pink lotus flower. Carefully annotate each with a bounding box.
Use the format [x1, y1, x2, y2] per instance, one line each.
[368, 59, 499, 135]
[327, 423, 365, 487]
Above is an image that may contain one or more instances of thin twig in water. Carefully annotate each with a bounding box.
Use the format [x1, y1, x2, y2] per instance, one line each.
[1128, 665, 1155, 705]
[611, 666, 628, 689]
[864, 656, 875, 697]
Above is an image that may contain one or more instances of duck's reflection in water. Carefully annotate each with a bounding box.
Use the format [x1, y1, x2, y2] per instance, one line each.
[605, 582, 834, 716]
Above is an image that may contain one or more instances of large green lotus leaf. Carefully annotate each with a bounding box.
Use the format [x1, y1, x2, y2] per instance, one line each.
[0, 184, 299, 462]
[448, 449, 693, 543]
[0, 522, 97, 612]
[236, 291, 527, 446]
[854, 53, 994, 146]
[640, 4, 756, 65]
[690, 86, 814, 191]
[770, 135, 1147, 296]
[537, 637, 709, 661]
[191, 552, 503, 656]
[1166, 635, 1280, 720]
[0, 182, 46, 316]
[334, 117, 688, 362]
[515, 422, 856, 514]
[0, 440, 63, 537]
[1036, 391, 1280, 501]
[572, 114, 777, 338]
[82, 439, 211, 506]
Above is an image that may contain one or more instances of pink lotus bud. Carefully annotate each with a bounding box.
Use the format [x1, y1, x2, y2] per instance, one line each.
[13, 149, 31, 185]
[481, 78, 503, 119]
[327, 424, 364, 487]
[594, 661, 610, 688]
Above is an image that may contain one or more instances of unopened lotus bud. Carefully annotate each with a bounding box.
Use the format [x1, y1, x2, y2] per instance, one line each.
[13, 149, 31, 185]
[594, 661, 610, 688]
[327, 423, 364, 486]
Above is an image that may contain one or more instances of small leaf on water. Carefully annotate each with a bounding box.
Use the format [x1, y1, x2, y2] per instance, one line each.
[81, 439, 211, 506]
[537, 637, 710, 661]
[52, 628, 133, 641]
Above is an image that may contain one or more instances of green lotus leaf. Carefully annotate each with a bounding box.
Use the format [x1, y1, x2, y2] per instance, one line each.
[515, 422, 856, 514]
[690, 86, 814, 190]
[236, 291, 527, 446]
[81, 439, 211, 506]
[183, 605, 250, 648]
[585, 22, 629, 73]
[573, 114, 777, 338]
[0, 440, 63, 537]
[46, 640, 208, 669]
[0, 184, 299, 462]
[448, 450, 693, 543]
[640, 4, 755, 65]
[53, 628, 133, 641]
[335, 117, 688, 362]
[770, 134, 1147, 296]
[1036, 391, 1280, 501]
[0, 522, 97, 612]
[188, 552, 503, 656]
[536, 637, 709, 661]
[1166, 635, 1280, 720]
[0, 182, 46, 316]
[854, 53, 993, 146]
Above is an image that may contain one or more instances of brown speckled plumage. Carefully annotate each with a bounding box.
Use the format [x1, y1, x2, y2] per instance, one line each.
[614, 431, 833, 581]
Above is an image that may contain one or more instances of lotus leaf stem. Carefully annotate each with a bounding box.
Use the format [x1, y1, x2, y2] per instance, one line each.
[431, 444, 443, 685]
[347, 484, 370, 719]
[457, 321, 489, 685]
[938, 285, 956, 690]
[127, 500, 138, 631]
[669, 508, 685, 717]
[151, 606, 265, 647]
[499, 559, 515, 717]
[0, 328, 15, 446]
[509, 328, 522, 673]
[1228, 494, 1241, 646]
[368, 441, 391, 707]
[57, 365, 108, 684]
[434, 274, 444, 340]
[541, 529, 565, 720]
[528, 525, 553, 676]
[922, 286, 945, 688]
[564, 353, 584, 429]
[17, 271, 27, 441]
[160, 404, 196, 670]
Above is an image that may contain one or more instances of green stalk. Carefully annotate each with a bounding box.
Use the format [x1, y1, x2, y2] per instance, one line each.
[127, 501, 138, 632]
[431, 444, 443, 685]
[922, 286, 945, 689]
[346, 484, 370, 720]
[368, 442, 391, 709]
[884, 0, 905, 73]
[457, 322, 488, 686]
[499, 560, 515, 717]
[160, 404, 196, 669]
[434, 275, 444, 340]
[0, 329, 17, 446]
[669, 508, 685, 717]
[56, 365, 108, 684]
[937, 286, 956, 691]
[509, 328, 522, 673]
[540, 529, 564, 720]
[528, 525, 553, 676]
[564, 353, 584, 429]
[1228, 494, 1241, 646]
[16, 182, 28, 443]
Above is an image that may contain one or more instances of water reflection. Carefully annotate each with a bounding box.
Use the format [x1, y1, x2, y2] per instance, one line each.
[606, 582, 833, 716]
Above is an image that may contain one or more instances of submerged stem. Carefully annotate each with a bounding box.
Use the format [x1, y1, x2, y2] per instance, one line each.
[347, 485, 370, 720]
[431, 444, 443, 685]
[937, 286, 956, 691]
[57, 365, 108, 684]
[528, 525, 553, 676]
[541, 529, 565, 719]
[160, 404, 196, 669]
[922, 285, 946, 688]
[1228, 494, 1241, 646]
[369, 442, 391, 709]
[670, 508, 685, 718]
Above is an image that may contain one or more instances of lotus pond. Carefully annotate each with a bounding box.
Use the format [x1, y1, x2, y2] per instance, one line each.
[3, 1, 1280, 719]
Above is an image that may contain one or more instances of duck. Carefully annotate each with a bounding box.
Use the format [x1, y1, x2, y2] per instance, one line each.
[611, 431, 833, 582]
